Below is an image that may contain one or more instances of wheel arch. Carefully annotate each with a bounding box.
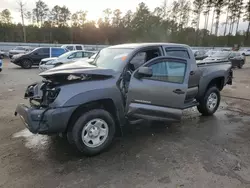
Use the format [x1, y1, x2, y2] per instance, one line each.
[197, 76, 224, 100]
[66, 99, 122, 137]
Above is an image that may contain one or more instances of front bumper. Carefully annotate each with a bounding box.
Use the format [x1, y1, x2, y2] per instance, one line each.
[15, 104, 76, 134]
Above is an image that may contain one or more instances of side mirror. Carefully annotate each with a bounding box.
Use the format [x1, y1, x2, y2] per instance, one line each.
[138, 67, 152, 78]
[34, 52, 38, 55]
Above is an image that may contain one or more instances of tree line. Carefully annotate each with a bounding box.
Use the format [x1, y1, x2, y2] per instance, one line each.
[1, 0, 250, 47]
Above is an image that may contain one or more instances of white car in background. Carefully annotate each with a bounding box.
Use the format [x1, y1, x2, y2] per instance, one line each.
[239, 49, 250, 56]
[205, 50, 218, 57]
[39, 50, 96, 72]
[61, 44, 85, 51]
[9, 46, 34, 59]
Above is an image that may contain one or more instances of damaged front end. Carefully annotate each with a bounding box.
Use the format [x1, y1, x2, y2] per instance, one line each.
[24, 80, 60, 108]
[15, 79, 73, 134]
[15, 67, 115, 134]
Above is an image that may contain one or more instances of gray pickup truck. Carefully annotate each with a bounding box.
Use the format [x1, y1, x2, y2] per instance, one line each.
[15, 43, 233, 156]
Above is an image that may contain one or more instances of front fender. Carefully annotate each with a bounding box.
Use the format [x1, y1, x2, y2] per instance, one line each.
[62, 88, 125, 126]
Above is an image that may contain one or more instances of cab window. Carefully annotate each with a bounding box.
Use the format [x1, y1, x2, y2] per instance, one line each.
[146, 60, 186, 84]
[66, 46, 74, 51]
[76, 46, 83, 50]
[165, 48, 190, 59]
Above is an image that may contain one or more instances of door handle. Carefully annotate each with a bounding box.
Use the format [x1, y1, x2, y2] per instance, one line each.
[190, 71, 195, 75]
[173, 89, 185, 95]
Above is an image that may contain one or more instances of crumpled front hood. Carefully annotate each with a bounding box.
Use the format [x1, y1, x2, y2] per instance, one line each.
[39, 64, 116, 78]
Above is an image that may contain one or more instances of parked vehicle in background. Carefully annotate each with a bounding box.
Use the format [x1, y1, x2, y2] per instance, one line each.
[203, 51, 245, 69]
[228, 52, 245, 68]
[0, 50, 6, 59]
[239, 49, 250, 56]
[192, 50, 208, 60]
[61, 44, 85, 51]
[86, 53, 98, 64]
[0, 55, 3, 72]
[39, 50, 96, 71]
[222, 48, 231, 51]
[11, 47, 68, 69]
[15, 43, 233, 156]
[205, 50, 218, 57]
[9, 46, 34, 59]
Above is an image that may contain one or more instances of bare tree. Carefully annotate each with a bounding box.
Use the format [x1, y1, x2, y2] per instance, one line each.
[244, 0, 250, 42]
[17, 0, 26, 42]
[235, 0, 244, 35]
[214, 0, 225, 36]
[223, 0, 231, 36]
[210, 7, 215, 34]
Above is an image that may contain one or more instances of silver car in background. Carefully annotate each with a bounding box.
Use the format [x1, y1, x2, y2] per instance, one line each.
[9, 46, 34, 59]
[39, 50, 96, 71]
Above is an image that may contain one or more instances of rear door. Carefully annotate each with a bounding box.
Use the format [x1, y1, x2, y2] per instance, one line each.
[31, 48, 49, 64]
[126, 56, 191, 121]
[51, 48, 66, 57]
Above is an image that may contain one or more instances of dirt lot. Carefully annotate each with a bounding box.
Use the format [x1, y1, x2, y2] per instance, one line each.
[1, 59, 250, 188]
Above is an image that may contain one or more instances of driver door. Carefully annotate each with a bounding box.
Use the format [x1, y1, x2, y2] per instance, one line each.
[125, 56, 191, 121]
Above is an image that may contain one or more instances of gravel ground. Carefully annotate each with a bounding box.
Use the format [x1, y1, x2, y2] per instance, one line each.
[1, 59, 250, 188]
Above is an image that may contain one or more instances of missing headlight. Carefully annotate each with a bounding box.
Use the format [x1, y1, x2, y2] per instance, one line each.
[47, 88, 61, 102]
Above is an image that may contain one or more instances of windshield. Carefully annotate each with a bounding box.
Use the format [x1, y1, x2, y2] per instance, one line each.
[210, 51, 230, 58]
[58, 51, 75, 59]
[92, 48, 133, 71]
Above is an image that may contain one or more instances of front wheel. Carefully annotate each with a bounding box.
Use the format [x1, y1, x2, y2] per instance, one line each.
[197, 86, 220, 116]
[21, 59, 32, 69]
[71, 109, 116, 156]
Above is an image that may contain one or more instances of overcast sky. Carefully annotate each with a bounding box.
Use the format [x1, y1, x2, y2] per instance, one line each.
[1, 0, 248, 35]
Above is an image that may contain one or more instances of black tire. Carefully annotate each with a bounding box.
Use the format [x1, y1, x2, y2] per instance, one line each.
[238, 62, 243, 69]
[71, 109, 116, 156]
[0, 54, 4, 59]
[21, 59, 32, 69]
[197, 86, 220, 116]
[242, 53, 245, 56]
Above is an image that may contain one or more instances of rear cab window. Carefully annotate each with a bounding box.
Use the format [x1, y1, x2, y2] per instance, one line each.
[76, 46, 83, 50]
[165, 47, 190, 59]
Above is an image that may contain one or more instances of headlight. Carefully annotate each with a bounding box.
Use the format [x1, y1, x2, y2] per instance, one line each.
[46, 60, 57, 65]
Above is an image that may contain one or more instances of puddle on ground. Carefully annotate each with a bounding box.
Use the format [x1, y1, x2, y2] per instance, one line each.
[13, 129, 50, 150]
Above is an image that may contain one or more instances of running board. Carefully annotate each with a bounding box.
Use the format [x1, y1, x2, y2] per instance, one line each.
[182, 101, 199, 109]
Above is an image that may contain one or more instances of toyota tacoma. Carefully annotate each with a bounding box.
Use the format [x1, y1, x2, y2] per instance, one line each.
[15, 43, 233, 156]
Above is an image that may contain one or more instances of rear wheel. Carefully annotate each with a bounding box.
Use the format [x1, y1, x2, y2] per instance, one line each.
[0, 54, 4, 59]
[21, 59, 32, 69]
[70, 109, 116, 156]
[197, 86, 220, 116]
